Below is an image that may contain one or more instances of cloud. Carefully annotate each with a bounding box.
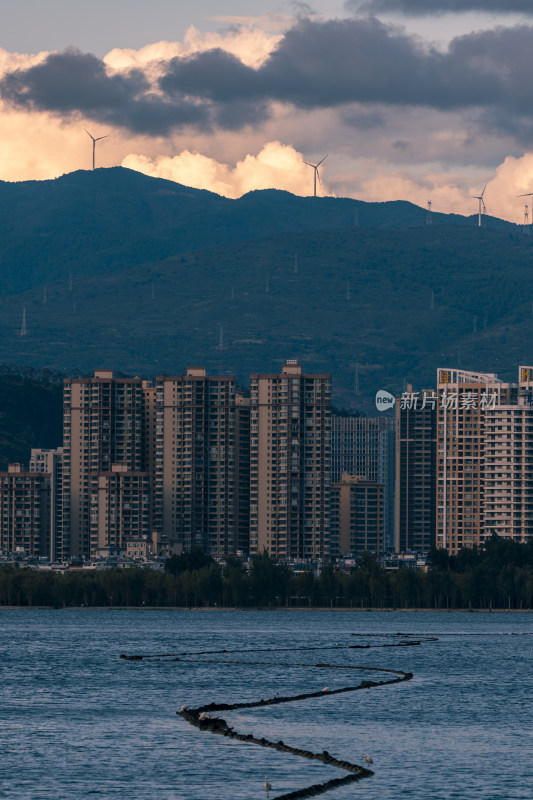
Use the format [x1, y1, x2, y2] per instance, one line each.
[347, 0, 533, 15]
[122, 141, 328, 198]
[2, 18, 533, 144]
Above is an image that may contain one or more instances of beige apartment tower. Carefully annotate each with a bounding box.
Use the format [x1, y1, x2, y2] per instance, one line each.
[154, 368, 249, 556]
[0, 464, 51, 558]
[62, 370, 149, 558]
[437, 368, 516, 555]
[330, 474, 384, 556]
[249, 360, 331, 560]
[90, 464, 151, 552]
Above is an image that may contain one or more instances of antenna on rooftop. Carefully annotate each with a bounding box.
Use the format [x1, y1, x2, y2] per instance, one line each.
[20, 307, 27, 337]
[84, 129, 109, 170]
[294, 254, 299, 275]
[426, 200, 432, 225]
[303, 154, 327, 197]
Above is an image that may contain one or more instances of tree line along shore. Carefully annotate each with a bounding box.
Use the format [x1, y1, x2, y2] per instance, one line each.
[1, 537, 532, 610]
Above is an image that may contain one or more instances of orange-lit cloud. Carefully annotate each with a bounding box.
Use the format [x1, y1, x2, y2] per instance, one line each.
[122, 141, 328, 198]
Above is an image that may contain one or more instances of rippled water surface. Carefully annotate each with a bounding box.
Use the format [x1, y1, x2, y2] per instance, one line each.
[1, 609, 532, 799]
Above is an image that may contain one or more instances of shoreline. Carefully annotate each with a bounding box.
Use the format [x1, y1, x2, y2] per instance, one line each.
[1, 605, 531, 613]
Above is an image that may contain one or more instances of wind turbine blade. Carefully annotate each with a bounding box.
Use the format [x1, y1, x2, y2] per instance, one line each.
[481, 183, 487, 199]
[95, 135, 109, 141]
[317, 170, 321, 185]
[84, 128, 95, 141]
[303, 161, 315, 167]
[518, 192, 533, 198]
[317, 155, 328, 166]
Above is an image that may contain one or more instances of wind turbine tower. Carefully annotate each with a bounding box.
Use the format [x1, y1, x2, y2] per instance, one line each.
[518, 191, 533, 232]
[472, 184, 487, 227]
[426, 200, 432, 225]
[303, 155, 327, 197]
[84, 129, 109, 170]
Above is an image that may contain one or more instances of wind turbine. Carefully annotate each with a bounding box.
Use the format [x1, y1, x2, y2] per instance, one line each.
[472, 184, 487, 227]
[304, 154, 327, 197]
[518, 191, 533, 230]
[84, 129, 109, 170]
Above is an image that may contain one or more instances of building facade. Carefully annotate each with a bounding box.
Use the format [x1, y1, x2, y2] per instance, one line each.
[62, 370, 147, 558]
[249, 360, 331, 559]
[395, 389, 437, 554]
[29, 447, 63, 562]
[436, 368, 516, 554]
[154, 368, 249, 556]
[0, 464, 50, 558]
[90, 464, 151, 552]
[330, 474, 384, 556]
[332, 415, 395, 550]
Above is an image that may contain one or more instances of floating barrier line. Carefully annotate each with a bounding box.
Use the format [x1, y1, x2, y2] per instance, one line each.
[120, 636, 431, 800]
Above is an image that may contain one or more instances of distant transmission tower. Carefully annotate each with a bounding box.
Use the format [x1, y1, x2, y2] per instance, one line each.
[426, 200, 432, 225]
[20, 307, 27, 337]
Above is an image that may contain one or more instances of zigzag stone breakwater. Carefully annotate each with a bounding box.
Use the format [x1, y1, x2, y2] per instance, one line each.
[120, 636, 434, 800]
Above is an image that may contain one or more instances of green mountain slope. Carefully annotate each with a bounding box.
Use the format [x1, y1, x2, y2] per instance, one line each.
[0, 369, 63, 469]
[0, 167, 511, 296]
[1, 224, 532, 409]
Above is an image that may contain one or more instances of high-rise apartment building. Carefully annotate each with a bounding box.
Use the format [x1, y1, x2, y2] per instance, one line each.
[483, 367, 533, 541]
[29, 447, 63, 562]
[90, 464, 151, 552]
[331, 415, 395, 550]
[330, 474, 384, 556]
[249, 360, 331, 560]
[154, 368, 249, 556]
[395, 389, 437, 553]
[0, 464, 50, 558]
[62, 370, 147, 558]
[437, 368, 515, 554]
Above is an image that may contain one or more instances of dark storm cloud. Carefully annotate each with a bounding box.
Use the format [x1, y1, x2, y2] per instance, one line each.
[347, 0, 533, 14]
[0, 48, 212, 134]
[161, 18, 533, 117]
[2, 19, 533, 140]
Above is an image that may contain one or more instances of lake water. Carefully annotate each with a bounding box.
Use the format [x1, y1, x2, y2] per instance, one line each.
[1, 609, 531, 800]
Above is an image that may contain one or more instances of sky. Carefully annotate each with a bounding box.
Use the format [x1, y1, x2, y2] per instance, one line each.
[2, 0, 533, 220]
